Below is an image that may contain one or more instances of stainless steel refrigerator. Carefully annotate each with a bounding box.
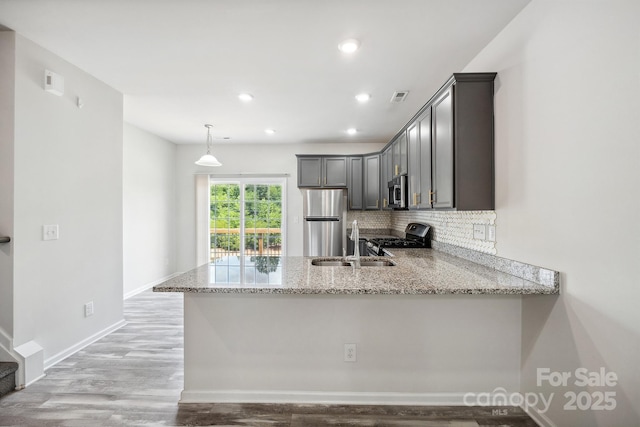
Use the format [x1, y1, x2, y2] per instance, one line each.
[302, 189, 346, 256]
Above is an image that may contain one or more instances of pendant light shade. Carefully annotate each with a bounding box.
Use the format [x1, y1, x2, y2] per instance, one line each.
[195, 153, 221, 167]
[195, 124, 222, 167]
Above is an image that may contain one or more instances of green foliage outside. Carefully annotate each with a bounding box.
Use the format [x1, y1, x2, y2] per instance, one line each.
[210, 183, 282, 252]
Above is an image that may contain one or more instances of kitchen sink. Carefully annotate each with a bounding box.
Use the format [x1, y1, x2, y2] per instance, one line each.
[311, 259, 395, 267]
[311, 260, 352, 267]
[359, 260, 395, 267]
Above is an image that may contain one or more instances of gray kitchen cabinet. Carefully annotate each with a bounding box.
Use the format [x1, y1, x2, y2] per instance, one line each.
[418, 110, 432, 209]
[407, 121, 420, 209]
[407, 109, 432, 209]
[296, 155, 347, 188]
[430, 73, 496, 210]
[297, 73, 495, 210]
[347, 156, 363, 210]
[297, 157, 322, 187]
[363, 154, 380, 210]
[391, 132, 407, 177]
[431, 87, 454, 208]
[324, 156, 348, 187]
[380, 147, 392, 210]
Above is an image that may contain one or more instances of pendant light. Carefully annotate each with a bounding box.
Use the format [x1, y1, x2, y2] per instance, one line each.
[195, 124, 222, 167]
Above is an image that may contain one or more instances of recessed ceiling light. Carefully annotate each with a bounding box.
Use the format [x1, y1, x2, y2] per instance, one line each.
[238, 93, 254, 102]
[355, 93, 371, 103]
[347, 128, 357, 135]
[338, 39, 360, 54]
[265, 128, 276, 134]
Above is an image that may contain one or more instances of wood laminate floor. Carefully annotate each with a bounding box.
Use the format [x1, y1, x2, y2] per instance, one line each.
[0, 290, 538, 426]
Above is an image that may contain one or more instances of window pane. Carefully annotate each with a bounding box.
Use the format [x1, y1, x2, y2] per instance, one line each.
[210, 183, 241, 259]
[210, 180, 283, 264]
[244, 182, 282, 258]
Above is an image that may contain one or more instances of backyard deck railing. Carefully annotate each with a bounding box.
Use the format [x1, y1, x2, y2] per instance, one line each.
[210, 228, 281, 259]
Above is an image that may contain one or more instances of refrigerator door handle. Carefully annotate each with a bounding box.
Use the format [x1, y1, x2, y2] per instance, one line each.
[304, 217, 340, 222]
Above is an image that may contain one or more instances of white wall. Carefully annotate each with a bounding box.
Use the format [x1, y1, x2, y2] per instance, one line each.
[183, 293, 522, 403]
[175, 142, 385, 271]
[0, 31, 15, 340]
[464, 1, 640, 425]
[123, 123, 176, 298]
[12, 34, 124, 364]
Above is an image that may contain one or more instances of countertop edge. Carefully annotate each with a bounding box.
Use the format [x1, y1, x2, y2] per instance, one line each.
[153, 248, 560, 296]
[153, 286, 558, 295]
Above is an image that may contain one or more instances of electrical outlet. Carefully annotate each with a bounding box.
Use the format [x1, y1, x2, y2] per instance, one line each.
[473, 224, 486, 240]
[84, 301, 94, 317]
[487, 225, 496, 242]
[344, 343, 357, 362]
[43, 224, 59, 241]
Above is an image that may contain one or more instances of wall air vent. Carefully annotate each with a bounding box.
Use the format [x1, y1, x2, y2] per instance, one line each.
[390, 91, 409, 103]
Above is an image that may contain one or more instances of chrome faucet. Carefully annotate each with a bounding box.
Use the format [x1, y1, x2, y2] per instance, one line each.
[346, 219, 361, 268]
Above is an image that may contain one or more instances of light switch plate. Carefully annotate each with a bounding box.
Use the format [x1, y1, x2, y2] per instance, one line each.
[473, 224, 486, 240]
[84, 301, 94, 317]
[43, 224, 59, 241]
[487, 225, 496, 242]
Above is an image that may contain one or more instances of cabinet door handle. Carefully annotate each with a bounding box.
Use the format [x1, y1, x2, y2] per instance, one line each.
[429, 191, 435, 205]
[395, 165, 399, 176]
[324, 176, 327, 185]
[413, 192, 417, 206]
[383, 198, 387, 208]
[376, 199, 379, 208]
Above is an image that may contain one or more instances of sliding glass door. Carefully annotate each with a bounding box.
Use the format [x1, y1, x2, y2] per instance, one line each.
[208, 178, 285, 284]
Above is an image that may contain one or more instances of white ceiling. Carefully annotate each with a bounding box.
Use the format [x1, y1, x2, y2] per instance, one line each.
[0, 0, 529, 145]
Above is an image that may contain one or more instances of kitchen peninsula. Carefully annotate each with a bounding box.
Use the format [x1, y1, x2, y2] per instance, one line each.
[154, 248, 558, 405]
[154, 249, 558, 295]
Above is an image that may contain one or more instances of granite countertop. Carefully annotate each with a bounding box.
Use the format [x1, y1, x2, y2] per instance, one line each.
[153, 248, 559, 295]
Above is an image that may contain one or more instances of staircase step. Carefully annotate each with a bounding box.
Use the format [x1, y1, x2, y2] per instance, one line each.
[0, 362, 18, 398]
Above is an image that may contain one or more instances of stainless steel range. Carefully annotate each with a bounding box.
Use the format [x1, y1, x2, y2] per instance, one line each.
[367, 223, 431, 256]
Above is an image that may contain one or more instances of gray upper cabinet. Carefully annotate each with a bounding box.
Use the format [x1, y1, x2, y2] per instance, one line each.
[323, 157, 348, 187]
[297, 157, 322, 187]
[380, 147, 392, 210]
[418, 110, 432, 209]
[363, 154, 380, 210]
[297, 155, 347, 188]
[431, 87, 454, 209]
[391, 132, 407, 177]
[396, 72, 496, 211]
[407, 121, 420, 209]
[296, 73, 496, 210]
[431, 73, 496, 210]
[347, 156, 363, 210]
[408, 109, 432, 209]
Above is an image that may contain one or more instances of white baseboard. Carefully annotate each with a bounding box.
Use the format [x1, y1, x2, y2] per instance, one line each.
[43, 319, 127, 370]
[124, 272, 181, 300]
[24, 373, 46, 387]
[523, 404, 557, 427]
[180, 390, 470, 405]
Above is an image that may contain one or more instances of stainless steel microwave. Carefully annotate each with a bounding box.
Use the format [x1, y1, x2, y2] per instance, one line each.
[388, 175, 407, 209]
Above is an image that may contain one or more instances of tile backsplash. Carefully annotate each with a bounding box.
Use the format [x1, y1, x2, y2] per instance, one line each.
[347, 210, 497, 255]
[346, 210, 392, 230]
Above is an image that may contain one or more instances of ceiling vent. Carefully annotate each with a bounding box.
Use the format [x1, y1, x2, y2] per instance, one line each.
[390, 91, 409, 103]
